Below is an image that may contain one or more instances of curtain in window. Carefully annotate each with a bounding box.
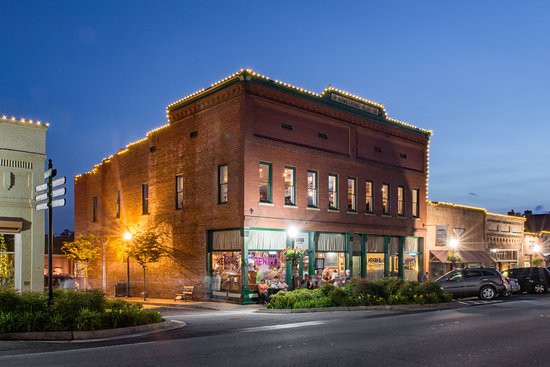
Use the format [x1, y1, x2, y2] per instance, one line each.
[317, 233, 345, 252]
[404, 237, 418, 253]
[248, 230, 287, 250]
[367, 236, 385, 252]
[212, 230, 242, 250]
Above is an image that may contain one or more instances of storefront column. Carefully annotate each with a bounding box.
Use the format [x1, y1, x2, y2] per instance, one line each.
[418, 237, 425, 281]
[361, 234, 367, 278]
[398, 236, 405, 280]
[308, 231, 315, 278]
[345, 233, 351, 275]
[384, 236, 390, 278]
[242, 229, 250, 304]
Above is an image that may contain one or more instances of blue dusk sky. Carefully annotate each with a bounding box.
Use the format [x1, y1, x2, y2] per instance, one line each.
[2, 1, 549, 232]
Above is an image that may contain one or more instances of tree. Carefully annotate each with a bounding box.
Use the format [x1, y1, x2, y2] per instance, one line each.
[61, 233, 101, 291]
[125, 225, 171, 301]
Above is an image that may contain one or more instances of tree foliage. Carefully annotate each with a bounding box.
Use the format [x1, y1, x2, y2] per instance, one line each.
[61, 233, 101, 290]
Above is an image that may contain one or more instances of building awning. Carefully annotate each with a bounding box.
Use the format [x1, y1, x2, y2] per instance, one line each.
[0, 217, 23, 233]
[430, 250, 495, 265]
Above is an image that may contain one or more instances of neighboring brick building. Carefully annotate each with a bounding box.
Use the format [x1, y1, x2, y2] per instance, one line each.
[0, 115, 48, 291]
[75, 69, 431, 303]
[426, 202, 526, 279]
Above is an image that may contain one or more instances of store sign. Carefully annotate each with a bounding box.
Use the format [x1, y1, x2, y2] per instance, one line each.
[254, 256, 281, 267]
[368, 257, 384, 264]
[330, 93, 380, 115]
[216, 254, 239, 268]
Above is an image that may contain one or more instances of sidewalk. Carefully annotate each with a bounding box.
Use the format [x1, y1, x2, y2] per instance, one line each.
[112, 296, 264, 312]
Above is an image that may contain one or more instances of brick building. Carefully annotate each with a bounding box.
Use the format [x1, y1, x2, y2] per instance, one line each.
[75, 69, 431, 303]
[426, 202, 525, 279]
[0, 115, 48, 292]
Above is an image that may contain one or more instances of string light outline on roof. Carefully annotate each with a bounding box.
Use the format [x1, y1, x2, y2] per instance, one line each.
[1, 114, 49, 127]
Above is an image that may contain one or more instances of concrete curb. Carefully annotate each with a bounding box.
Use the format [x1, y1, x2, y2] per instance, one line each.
[256, 302, 454, 314]
[0, 319, 186, 341]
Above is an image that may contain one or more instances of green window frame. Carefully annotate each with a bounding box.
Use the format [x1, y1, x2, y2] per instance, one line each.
[259, 162, 272, 203]
[366, 180, 374, 213]
[397, 186, 405, 217]
[412, 188, 420, 218]
[328, 174, 338, 210]
[218, 165, 228, 204]
[382, 183, 390, 215]
[307, 170, 318, 208]
[284, 166, 296, 206]
[348, 177, 357, 212]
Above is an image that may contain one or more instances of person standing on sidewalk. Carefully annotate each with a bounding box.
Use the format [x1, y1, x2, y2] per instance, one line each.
[258, 279, 269, 305]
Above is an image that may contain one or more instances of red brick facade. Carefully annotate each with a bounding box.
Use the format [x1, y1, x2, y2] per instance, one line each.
[75, 70, 431, 301]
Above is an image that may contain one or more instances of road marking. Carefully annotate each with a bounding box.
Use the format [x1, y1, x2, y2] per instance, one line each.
[239, 321, 326, 333]
[457, 300, 502, 305]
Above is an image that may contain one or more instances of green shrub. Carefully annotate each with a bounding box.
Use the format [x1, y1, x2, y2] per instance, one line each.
[0, 311, 17, 332]
[0, 287, 20, 313]
[74, 308, 104, 331]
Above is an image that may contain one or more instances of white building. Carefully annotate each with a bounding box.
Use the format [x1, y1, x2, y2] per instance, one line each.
[0, 115, 48, 291]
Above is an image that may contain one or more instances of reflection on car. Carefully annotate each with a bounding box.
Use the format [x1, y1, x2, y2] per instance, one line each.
[501, 267, 550, 294]
[435, 268, 507, 300]
[502, 276, 521, 296]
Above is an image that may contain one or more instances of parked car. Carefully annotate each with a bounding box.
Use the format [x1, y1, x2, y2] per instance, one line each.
[501, 267, 550, 294]
[502, 276, 521, 296]
[44, 274, 77, 291]
[435, 268, 507, 300]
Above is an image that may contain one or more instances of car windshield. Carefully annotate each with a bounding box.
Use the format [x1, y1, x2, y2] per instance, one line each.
[435, 270, 462, 282]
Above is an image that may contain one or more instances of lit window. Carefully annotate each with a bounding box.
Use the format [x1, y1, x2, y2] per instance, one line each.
[259, 162, 272, 203]
[397, 186, 404, 216]
[366, 180, 374, 213]
[142, 183, 149, 215]
[176, 176, 184, 209]
[284, 166, 296, 206]
[307, 170, 318, 208]
[348, 177, 356, 212]
[382, 184, 390, 215]
[412, 189, 420, 218]
[328, 174, 338, 210]
[218, 165, 228, 203]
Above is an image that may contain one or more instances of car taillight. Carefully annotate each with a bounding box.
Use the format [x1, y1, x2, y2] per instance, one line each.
[501, 277, 505, 284]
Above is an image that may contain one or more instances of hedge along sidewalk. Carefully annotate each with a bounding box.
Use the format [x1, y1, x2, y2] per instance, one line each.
[256, 302, 459, 314]
[0, 319, 186, 341]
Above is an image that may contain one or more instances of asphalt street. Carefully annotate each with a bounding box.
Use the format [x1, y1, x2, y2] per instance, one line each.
[2, 295, 550, 367]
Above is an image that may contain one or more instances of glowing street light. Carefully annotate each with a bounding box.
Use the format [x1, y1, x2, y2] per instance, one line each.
[123, 231, 133, 297]
[449, 238, 459, 249]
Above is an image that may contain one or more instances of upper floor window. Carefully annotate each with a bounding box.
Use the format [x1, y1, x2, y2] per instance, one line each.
[115, 190, 120, 219]
[218, 165, 228, 204]
[142, 183, 149, 215]
[328, 174, 338, 210]
[366, 180, 374, 213]
[307, 170, 318, 208]
[259, 162, 272, 203]
[92, 196, 98, 222]
[348, 177, 356, 212]
[284, 166, 296, 206]
[397, 186, 405, 217]
[412, 189, 420, 218]
[176, 175, 184, 209]
[382, 184, 390, 215]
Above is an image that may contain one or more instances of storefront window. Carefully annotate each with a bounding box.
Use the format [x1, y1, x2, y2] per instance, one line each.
[247, 251, 286, 291]
[0, 234, 15, 288]
[366, 253, 385, 281]
[404, 238, 419, 281]
[211, 252, 242, 293]
[316, 252, 345, 280]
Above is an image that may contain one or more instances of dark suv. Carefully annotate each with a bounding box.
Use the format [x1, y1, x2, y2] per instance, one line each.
[435, 268, 506, 300]
[501, 267, 550, 294]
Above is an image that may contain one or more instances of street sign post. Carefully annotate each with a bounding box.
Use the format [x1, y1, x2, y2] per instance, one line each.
[34, 159, 66, 306]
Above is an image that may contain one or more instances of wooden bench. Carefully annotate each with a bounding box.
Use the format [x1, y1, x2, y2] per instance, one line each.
[174, 285, 195, 301]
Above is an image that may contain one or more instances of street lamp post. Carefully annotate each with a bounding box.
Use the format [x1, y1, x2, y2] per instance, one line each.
[287, 226, 299, 290]
[123, 231, 132, 297]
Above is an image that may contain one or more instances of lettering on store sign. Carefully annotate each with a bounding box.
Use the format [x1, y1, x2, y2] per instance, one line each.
[217, 255, 239, 268]
[330, 94, 380, 115]
[254, 257, 281, 267]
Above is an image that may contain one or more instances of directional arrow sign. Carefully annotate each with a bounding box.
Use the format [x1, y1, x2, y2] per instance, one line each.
[52, 198, 66, 208]
[35, 183, 48, 192]
[52, 176, 66, 188]
[35, 193, 48, 202]
[36, 202, 48, 211]
[52, 187, 66, 198]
